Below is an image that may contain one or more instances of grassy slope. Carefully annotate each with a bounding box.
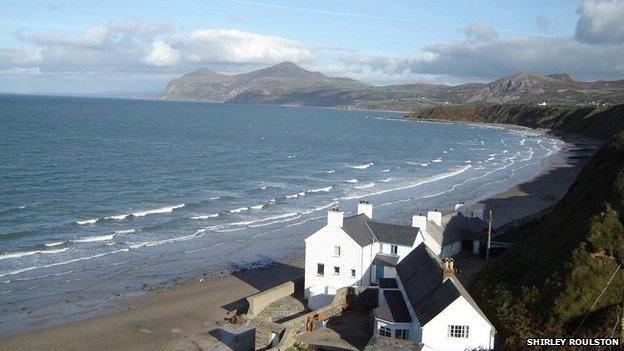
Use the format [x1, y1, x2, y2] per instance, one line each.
[408, 104, 624, 348]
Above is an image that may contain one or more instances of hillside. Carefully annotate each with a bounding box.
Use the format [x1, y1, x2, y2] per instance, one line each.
[162, 63, 624, 108]
[407, 104, 624, 349]
[406, 104, 624, 140]
[162, 62, 369, 104]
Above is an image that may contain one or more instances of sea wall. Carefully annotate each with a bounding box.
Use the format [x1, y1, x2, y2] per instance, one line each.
[246, 276, 304, 317]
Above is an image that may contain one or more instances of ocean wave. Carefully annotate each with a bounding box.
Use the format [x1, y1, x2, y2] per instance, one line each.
[322, 170, 336, 174]
[301, 202, 339, 215]
[0, 247, 69, 261]
[73, 234, 115, 243]
[308, 186, 332, 193]
[230, 207, 249, 213]
[350, 162, 373, 169]
[342, 165, 472, 200]
[44, 241, 67, 247]
[353, 182, 375, 189]
[344, 179, 358, 183]
[431, 159, 442, 163]
[0, 248, 130, 278]
[380, 169, 390, 173]
[250, 204, 264, 210]
[105, 204, 185, 221]
[228, 212, 300, 227]
[381, 178, 391, 182]
[76, 218, 98, 225]
[191, 213, 220, 220]
[114, 229, 136, 234]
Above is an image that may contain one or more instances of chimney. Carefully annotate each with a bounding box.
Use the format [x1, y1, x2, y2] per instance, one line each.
[327, 208, 344, 227]
[427, 210, 442, 226]
[443, 258, 455, 280]
[357, 201, 373, 218]
[412, 214, 427, 230]
[454, 202, 465, 212]
[471, 205, 485, 220]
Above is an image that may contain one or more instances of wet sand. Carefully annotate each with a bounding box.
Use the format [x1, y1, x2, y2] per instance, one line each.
[0, 132, 601, 351]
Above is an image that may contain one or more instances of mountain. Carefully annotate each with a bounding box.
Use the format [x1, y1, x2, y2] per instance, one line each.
[162, 62, 368, 104]
[162, 63, 624, 109]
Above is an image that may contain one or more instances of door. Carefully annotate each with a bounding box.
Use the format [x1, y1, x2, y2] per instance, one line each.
[375, 265, 384, 282]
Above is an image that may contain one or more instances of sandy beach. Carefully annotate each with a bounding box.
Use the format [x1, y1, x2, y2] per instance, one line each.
[0, 131, 602, 351]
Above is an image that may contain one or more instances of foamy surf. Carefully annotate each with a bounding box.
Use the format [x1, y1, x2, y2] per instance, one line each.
[344, 179, 358, 183]
[191, 213, 219, 220]
[342, 165, 472, 200]
[0, 247, 69, 261]
[431, 159, 442, 163]
[76, 218, 98, 225]
[308, 186, 332, 193]
[106, 204, 185, 221]
[350, 162, 373, 169]
[353, 182, 375, 189]
[73, 234, 115, 243]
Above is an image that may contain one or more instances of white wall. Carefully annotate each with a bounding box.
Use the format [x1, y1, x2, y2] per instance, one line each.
[304, 225, 364, 307]
[421, 296, 495, 351]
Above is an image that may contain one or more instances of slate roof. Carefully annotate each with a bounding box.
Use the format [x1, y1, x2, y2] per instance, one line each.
[427, 212, 487, 247]
[396, 244, 493, 327]
[378, 278, 399, 289]
[372, 253, 399, 267]
[342, 214, 419, 247]
[375, 289, 412, 323]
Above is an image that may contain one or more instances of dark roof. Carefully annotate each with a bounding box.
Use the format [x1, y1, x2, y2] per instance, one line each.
[396, 244, 493, 327]
[342, 214, 419, 247]
[364, 336, 424, 351]
[373, 253, 399, 267]
[376, 290, 412, 323]
[427, 212, 487, 247]
[378, 278, 398, 289]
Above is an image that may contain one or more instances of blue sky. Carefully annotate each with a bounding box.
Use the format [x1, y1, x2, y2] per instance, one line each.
[1, 0, 623, 93]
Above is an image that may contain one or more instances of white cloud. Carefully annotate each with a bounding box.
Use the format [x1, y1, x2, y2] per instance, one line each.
[180, 29, 312, 64]
[576, 0, 624, 44]
[144, 41, 180, 66]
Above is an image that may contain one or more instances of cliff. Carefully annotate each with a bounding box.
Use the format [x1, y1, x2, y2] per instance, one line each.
[406, 103, 624, 349]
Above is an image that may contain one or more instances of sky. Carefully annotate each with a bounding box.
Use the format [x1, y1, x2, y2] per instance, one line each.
[1, 0, 624, 94]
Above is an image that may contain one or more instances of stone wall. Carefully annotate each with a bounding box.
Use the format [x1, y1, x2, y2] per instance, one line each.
[247, 276, 304, 317]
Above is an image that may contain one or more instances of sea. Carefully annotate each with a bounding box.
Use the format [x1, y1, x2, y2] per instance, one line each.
[0, 94, 563, 335]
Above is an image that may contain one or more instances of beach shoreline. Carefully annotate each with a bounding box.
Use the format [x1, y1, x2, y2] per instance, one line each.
[0, 125, 602, 350]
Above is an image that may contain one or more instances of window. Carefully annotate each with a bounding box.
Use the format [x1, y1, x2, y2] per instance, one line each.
[448, 325, 469, 338]
[379, 325, 391, 337]
[317, 263, 324, 276]
[334, 266, 340, 275]
[351, 269, 356, 278]
[390, 245, 398, 255]
[395, 329, 409, 340]
[333, 245, 341, 257]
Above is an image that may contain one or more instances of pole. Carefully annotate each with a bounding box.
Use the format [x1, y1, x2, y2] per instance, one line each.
[486, 209, 492, 263]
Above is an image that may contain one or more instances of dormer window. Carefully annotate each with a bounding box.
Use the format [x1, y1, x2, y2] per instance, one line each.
[333, 245, 341, 257]
[390, 245, 398, 255]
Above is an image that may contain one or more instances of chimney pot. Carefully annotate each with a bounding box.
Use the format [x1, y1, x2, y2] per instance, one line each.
[443, 258, 455, 280]
[412, 214, 427, 230]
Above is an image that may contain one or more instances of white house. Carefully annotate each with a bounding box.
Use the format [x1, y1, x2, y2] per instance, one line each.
[304, 201, 487, 309]
[374, 244, 496, 351]
[304, 201, 424, 309]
